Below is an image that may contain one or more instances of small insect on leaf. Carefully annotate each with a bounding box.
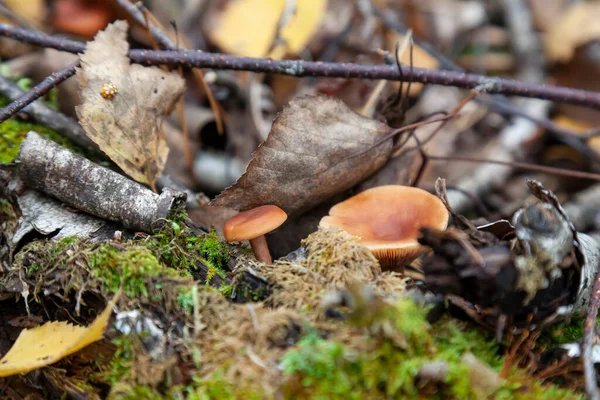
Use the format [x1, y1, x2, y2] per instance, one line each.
[100, 82, 118, 99]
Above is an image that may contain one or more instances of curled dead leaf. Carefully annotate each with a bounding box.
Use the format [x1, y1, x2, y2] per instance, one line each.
[211, 95, 393, 216]
[75, 21, 185, 189]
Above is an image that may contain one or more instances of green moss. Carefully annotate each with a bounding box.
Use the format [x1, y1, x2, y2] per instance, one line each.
[280, 300, 477, 399]
[105, 334, 267, 400]
[196, 230, 230, 272]
[537, 316, 600, 348]
[177, 288, 195, 315]
[180, 373, 266, 400]
[104, 335, 136, 386]
[0, 70, 88, 164]
[494, 380, 583, 400]
[279, 298, 580, 400]
[90, 244, 174, 298]
[0, 118, 74, 163]
[281, 333, 474, 399]
[145, 223, 230, 285]
[433, 319, 502, 370]
[109, 385, 164, 400]
[218, 283, 234, 297]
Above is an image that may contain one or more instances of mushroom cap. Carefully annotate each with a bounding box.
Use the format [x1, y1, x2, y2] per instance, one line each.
[319, 185, 449, 267]
[224, 205, 288, 242]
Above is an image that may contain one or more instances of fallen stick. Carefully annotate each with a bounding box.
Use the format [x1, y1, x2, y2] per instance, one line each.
[0, 74, 96, 152]
[1, 23, 600, 110]
[16, 132, 186, 233]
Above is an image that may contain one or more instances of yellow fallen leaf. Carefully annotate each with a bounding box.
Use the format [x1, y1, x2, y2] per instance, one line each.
[388, 32, 439, 97]
[210, 0, 326, 58]
[545, 3, 600, 62]
[553, 115, 600, 154]
[76, 21, 185, 189]
[269, 0, 328, 59]
[210, 0, 284, 58]
[0, 294, 119, 377]
[553, 115, 591, 133]
[4, 0, 45, 26]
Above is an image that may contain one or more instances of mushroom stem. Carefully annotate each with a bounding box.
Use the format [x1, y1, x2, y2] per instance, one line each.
[249, 235, 272, 264]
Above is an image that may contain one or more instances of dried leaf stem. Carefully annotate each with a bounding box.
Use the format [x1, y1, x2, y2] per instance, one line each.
[2, 23, 600, 124]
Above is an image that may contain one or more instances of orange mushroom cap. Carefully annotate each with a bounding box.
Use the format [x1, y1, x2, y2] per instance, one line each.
[224, 205, 288, 242]
[53, 0, 113, 38]
[319, 185, 449, 268]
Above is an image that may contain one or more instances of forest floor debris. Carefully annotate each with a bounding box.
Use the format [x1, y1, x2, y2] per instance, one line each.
[3, 1, 600, 398]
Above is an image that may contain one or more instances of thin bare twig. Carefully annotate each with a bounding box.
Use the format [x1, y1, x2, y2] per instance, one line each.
[127, 51, 600, 108]
[373, 5, 600, 163]
[116, 0, 224, 134]
[1, 23, 600, 111]
[0, 60, 80, 124]
[0, 68, 97, 151]
[428, 155, 600, 181]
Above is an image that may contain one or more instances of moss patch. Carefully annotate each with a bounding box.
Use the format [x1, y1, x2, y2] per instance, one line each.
[538, 315, 600, 348]
[144, 222, 231, 284]
[90, 244, 175, 298]
[279, 295, 580, 400]
[0, 118, 72, 163]
[0, 222, 585, 399]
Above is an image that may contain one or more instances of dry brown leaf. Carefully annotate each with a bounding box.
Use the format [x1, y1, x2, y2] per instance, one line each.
[211, 95, 393, 216]
[76, 21, 185, 189]
[545, 2, 600, 62]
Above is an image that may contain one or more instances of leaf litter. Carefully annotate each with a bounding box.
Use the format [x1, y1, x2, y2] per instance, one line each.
[1, 3, 599, 399]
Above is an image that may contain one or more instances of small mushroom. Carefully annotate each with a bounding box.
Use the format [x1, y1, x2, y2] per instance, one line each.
[224, 205, 288, 264]
[319, 185, 449, 270]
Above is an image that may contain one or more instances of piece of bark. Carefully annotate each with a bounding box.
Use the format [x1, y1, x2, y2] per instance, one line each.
[11, 190, 117, 248]
[16, 131, 186, 233]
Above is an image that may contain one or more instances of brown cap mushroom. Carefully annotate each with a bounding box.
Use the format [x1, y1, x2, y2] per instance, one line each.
[224, 205, 288, 264]
[319, 185, 448, 270]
